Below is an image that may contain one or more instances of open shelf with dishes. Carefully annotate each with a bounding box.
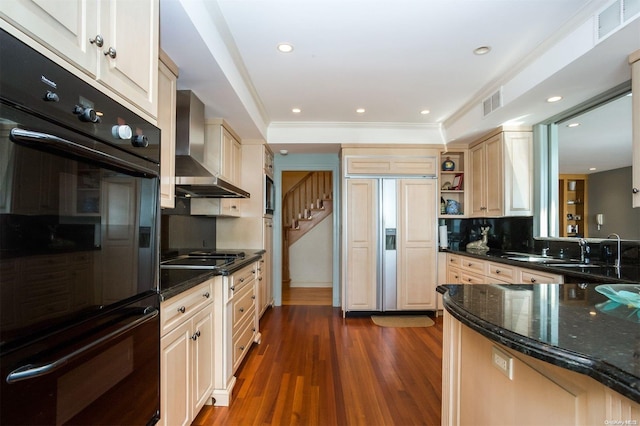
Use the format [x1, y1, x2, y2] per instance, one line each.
[439, 150, 467, 217]
[559, 174, 588, 237]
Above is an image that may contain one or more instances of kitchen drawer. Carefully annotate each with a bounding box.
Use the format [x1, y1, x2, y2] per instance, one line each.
[447, 266, 463, 284]
[459, 271, 485, 285]
[227, 263, 255, 299]
[68, 252, 92, 265]
[24, 253, 67, 271]
[519, 269, 563, 284]
[486, 262, 516, 282]
[231, 284, 255, 335]
[447, 253, 462, 268]
[232, 314, 255, 371]
[460, 258, 485, 275]
[161, 279, 213, 336]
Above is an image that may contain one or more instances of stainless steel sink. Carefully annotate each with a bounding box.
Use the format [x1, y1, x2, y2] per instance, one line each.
[546, 263, 603, 268]
[501, 253, 570, 264]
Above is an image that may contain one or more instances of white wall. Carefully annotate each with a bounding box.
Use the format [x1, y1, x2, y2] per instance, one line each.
[289, 213, 333, 287]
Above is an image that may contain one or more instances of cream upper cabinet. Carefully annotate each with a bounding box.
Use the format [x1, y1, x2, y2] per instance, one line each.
[397, 179, 437, 310]
[1, 0, 159, 119]
[158, 51, 178, 209]
[202, 119, 242, 217]
[204, 119, 242, 185]
[1, 0, 98, 72]
[469, 128, 533, 217]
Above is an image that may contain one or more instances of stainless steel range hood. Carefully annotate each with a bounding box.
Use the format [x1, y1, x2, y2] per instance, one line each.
[174, 90, 250, 199]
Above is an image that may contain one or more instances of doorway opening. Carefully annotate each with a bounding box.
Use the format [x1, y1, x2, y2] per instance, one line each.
[281, 170, 333, 306]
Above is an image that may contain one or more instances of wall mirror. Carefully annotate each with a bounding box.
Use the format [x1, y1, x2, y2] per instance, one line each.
[552, 87, 638, 240]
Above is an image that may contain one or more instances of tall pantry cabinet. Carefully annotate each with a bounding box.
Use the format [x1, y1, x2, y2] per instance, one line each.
[342, 147, 439, 313]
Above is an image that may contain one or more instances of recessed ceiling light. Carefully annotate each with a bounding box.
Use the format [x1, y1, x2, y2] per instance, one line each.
[292, 108, 301, 114]
[420, 109, 430, 115]
[277, 43, 294, 53]
[473, 46, 491, 55]
[546, 96, 563, 103]
[356, 108, 365, 114]
[566, 122, 580, 128]
[589, 167, 597, 171]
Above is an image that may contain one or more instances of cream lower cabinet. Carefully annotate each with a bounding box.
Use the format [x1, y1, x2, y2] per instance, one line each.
[344, 178, 437, 311]
[212, 262, 258, 406]
[160, 279, 214, 426]
[446, 253, 563, 284]
[469, 127, 533, 217]
[1, 0, 159, 119]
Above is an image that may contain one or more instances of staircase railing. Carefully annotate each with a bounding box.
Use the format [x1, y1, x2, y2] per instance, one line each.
[282, 171, 332, 229]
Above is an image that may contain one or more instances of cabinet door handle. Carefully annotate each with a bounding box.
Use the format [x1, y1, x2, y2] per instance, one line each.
[191, 330, 201, 341]
[239, 346, 245, 351]
[202, 292, 210, 299]
[239, 307, 244, 313]
[230, 286, 235, 291]
[178, 306, 186, 314]
[104, 47, 117, 59]
[89, 35, 104, 47]
[252, 295, 256, 299]
[633, 188, 639, 194]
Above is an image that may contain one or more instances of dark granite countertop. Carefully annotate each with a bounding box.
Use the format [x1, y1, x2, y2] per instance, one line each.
[437, 283, 640, 403]
[159, 249, 264, 301]
[442, 248, 640, 284]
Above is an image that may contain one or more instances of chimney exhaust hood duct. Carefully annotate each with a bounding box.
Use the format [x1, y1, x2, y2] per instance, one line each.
[174, 90, 250, 199]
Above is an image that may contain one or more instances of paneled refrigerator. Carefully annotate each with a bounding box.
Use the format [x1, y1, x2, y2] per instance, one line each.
[344, 178, 437, 312]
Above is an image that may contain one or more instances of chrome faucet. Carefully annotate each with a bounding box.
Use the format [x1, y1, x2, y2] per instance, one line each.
[607, 233, 621, 269]
[578, 238, 590, 263]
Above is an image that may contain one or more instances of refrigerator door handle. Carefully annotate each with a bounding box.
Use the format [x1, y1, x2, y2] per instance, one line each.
[385, 228, 396, 250]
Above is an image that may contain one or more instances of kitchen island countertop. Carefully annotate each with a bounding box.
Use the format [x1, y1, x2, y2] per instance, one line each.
[437, 283, 640, 404]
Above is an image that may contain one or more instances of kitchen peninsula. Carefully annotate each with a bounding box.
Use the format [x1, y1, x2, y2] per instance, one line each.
[438, 283, 640, 425]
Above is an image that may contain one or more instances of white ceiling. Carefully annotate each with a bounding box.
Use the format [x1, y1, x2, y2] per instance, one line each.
[159, 0, 640, 172]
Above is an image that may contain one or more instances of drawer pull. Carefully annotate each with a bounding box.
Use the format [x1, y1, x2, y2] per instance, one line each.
[252, 327, 256, 332]
[178, 306, 186, 314]
[202, 292, 210, 299]
[467, 263, 473, 267]
[530, 278, 537, 283]
[230, 286, 235, 291]
[239, 307, 244, 313]
[239, 278, 245, 283]
[191, 330, 201, 341]
[495, 269, 501, 274]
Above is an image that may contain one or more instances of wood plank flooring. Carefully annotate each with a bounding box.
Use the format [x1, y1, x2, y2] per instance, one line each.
[193, 305, 443, 426]
[282, 286, 333, 306]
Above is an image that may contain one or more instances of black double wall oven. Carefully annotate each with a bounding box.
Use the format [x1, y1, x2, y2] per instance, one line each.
[0, 29, 161, 424]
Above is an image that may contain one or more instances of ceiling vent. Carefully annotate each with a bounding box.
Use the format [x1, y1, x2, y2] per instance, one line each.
[482, 88, 503, 117]
[597, 0, 640, 41]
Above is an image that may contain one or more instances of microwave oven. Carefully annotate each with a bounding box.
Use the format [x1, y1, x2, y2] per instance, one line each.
[265, 175, 275, 215]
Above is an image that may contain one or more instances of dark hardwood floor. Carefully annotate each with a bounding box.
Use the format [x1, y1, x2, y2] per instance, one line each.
[193, 304, 443, 426]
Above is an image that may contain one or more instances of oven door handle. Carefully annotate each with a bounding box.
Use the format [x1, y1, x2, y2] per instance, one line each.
[9, 128, 158, 178]
[5, 307, 159, 384]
